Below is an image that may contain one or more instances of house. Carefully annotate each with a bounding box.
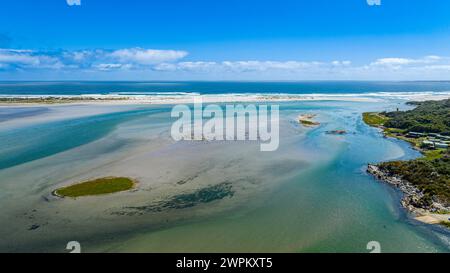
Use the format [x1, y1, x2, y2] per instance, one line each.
[422, 140, 435, 147]
[407, 132, 425, 138]
[435, 142, 449, 149]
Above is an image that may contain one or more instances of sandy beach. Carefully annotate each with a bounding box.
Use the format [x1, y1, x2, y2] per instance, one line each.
[2, 90, 450, 108]
[415, 212, 450, 225]
[0, 93, 381, 106]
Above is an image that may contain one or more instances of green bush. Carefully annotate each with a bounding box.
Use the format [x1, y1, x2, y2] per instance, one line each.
[382, 99, 450, 135]
[55, 177, 135, 198]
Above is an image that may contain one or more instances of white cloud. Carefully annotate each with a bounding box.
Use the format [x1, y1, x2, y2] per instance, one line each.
[371, 55, 443, 67]
[0, 48, 63, 69]
[150, 56, 450, 80]
[155, 60, 327, 73]
[94, 63, 133, 71]
[0, 49, 40, 66]
[416, 64, 450, 71]
[222, 61, 323, 72]
[332, 60, 351, 66]
[154, 61, 216, 72]
[63, 50, 97, 63]
[0, 47, 188, 71]
[109, 48, 188, 65]
[1, 49, 450, 80]
[372, 57, 415, 66]
[424, 55, 442, 61]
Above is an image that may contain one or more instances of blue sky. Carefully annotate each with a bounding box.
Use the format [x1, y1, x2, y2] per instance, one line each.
[1, 0, 450, 80]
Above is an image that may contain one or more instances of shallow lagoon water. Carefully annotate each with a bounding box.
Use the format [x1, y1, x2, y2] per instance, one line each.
[0, 99, 449, 252]
[89, 101, 449, 253]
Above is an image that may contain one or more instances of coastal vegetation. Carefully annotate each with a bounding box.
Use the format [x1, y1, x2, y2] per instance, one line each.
[440, 221, 450, 228]
[383, 99, 450, 135]
[54, 177, 135, 198]
[299, 119, 319, 126]
[362, 112, 390, 127]
[377, 151, 449, 208]
[363, 99, 450, 215]
[298, 114, 320, 127]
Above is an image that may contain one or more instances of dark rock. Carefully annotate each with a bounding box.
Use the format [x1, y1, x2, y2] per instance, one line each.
[28, 224, 40, 231]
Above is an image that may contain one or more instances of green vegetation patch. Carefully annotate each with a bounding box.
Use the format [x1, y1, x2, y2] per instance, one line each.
[299, 119, 320, 126]
[382, 99, 450, 135]
[55, 177, 135, 197]
[378, 151, 450, 207]
[362, 112, 390, 127]
[439, 221, 450, 229]
[423, 149, 446, 161]
[366, 99, 450, 209]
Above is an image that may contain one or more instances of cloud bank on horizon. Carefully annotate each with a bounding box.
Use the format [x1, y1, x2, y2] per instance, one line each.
[1, 47, 450, 80]
[1, 0, 450, 80]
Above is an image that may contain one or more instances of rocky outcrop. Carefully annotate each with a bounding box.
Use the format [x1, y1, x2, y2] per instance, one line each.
[367, 164, 449, 213]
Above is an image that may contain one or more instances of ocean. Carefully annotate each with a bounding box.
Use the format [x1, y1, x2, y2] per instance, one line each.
[1, 81, 450, 96]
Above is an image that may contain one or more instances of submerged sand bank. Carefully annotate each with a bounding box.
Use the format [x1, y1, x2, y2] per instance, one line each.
[1, 99, 449, 252]
[0, 105, 314, 251]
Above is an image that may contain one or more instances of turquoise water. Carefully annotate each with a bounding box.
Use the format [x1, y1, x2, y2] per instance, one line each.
[87, 101, 450, 253]
[0, 108, 164, 170]
[0, 92, 449, 252]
